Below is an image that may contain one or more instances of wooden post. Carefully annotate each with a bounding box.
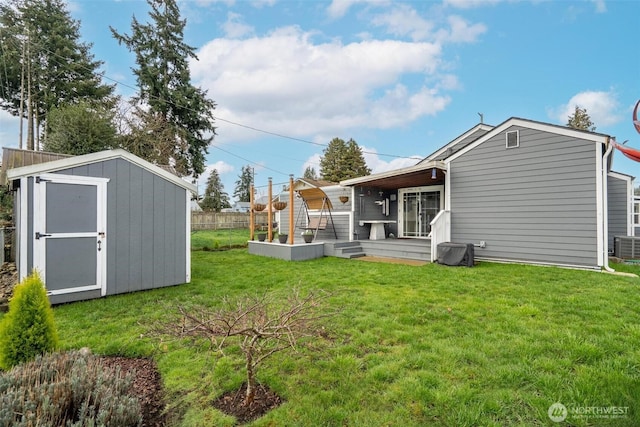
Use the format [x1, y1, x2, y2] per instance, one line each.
[289, 175, 294, 245]
[249, 184, 255, 241]
[267, 177, 273, 242]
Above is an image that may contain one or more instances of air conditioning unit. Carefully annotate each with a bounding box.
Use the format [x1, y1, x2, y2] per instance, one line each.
[614, 236, 640, 259]
[437, 242, 474, 267]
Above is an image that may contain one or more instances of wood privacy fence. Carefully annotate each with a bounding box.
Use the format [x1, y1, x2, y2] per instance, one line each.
[191, 212, 269, 230]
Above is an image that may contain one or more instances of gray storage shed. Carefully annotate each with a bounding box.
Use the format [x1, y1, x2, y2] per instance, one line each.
[6, 149, 196, 304]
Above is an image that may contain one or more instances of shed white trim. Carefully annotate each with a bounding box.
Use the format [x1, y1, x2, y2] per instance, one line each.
[6, 149, 197, 194]
[18, 177, 28, 281]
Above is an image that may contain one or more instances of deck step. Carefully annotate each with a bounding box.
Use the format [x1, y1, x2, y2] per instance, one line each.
[344, 252, 366, 259]
[334, 242, 365, 259]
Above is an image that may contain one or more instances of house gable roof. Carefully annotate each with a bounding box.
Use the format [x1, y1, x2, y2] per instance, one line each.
[421, 123, 494, 162]
[445, 117, 611, 163]
[6, 148, 197, 193]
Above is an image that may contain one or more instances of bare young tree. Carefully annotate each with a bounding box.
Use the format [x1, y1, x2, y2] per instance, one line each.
[156, 289, 334, 406]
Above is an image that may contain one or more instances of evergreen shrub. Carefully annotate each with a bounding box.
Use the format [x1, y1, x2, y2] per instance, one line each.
[0, 271, 58, 370]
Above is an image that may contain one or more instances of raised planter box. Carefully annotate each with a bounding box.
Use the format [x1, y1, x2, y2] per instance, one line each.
[248, 241, 325, 261]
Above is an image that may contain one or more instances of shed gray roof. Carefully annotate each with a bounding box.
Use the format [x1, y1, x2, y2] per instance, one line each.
[6, 148, 197, 193]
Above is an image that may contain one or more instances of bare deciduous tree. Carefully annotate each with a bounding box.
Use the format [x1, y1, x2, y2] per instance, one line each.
[156, 289, 334, 406]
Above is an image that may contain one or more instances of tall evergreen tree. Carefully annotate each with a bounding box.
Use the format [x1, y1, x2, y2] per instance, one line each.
[0, 0, 115, 150]
[234, 165, 253, 202]
[111, 0, 216, 177]
[566, 106, 596, 131]
[319, 137, 371, 182]
[200, 169, 230, 211]
[303, 166, 318, 180]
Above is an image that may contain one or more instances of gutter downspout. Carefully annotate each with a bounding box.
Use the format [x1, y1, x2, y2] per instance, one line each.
[602, 137, 615, 273]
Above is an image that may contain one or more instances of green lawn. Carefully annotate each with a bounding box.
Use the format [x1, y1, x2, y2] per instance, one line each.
[190, 228, 251, 250]
[52, 247, 640, 426]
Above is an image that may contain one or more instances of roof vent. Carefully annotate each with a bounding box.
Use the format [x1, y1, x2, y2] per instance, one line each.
[506, 130, 519, 149]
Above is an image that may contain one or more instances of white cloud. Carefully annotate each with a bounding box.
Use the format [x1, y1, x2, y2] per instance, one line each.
[371, 4, 434, 41]
[222, 12, 254, 39]
[191, 26, 450, 143]
[301, 153, 322, 177]
[189, 160, 235, 194]
[436, 15, 487, 43]
[326, 0, 386, 19]
[551, 90, 622, 128]
[592, 0, 606, 13]
[361, 145, 421, 173]
[443, 0, 502, 9]
[0, 111, 21, 149]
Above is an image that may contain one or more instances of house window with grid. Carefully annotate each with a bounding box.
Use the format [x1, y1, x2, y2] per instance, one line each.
[635, 199, 640, 226]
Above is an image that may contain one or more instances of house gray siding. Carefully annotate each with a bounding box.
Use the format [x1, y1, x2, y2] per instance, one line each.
[449, 125, 600, 267]
[607, 174, 630, 249]
[52, 158, 187, 300]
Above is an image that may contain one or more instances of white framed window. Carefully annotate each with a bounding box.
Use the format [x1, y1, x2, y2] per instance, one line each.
[506, 130, 519, 149]
[634, 199, 640, 225]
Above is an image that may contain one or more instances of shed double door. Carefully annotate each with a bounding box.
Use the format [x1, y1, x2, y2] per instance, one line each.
[33, 174, 108, 296]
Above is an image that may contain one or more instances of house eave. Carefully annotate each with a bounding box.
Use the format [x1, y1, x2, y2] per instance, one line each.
[340, 160, 446, 189]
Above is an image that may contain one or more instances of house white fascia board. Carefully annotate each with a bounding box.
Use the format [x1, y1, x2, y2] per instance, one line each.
[445, 118, 610, 164]
[339, 160, 447, 187]
[422, 123, 494, 162]
[6, 148, 197, 193]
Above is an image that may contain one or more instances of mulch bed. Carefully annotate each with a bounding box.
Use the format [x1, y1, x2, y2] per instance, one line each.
[100, 356, 167, 427]
[213, 383, 284, 424]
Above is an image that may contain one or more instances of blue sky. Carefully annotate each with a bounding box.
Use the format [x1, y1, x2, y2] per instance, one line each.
[1, 0, 638, 199]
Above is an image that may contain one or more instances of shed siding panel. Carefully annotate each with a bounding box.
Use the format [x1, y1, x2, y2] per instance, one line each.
[607, 175, 629, 248]
[140, 169, 155, 288]
[450, 126, 600, 267]
[128, 164, 143, 293]
[153, 175, 166, 287]
[53, 158, 187, 297]
[115, 159, 131, 294]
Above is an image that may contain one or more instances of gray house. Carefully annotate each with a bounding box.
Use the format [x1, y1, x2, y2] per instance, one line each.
[339, 118, 635, 269]
[6, 149, 196, 304]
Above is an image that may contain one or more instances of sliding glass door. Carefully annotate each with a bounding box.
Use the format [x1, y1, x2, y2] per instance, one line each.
[398, 186, 444, 238]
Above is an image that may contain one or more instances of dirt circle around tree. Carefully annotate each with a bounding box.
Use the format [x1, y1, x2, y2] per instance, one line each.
[213, 383, 284, 424]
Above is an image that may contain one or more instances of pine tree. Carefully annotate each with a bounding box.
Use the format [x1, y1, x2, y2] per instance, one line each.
[344, 138, 371, 179]
[319, 137, 371, 182]
[566, 106, 596, 131]
[111, 0, 216, 177]
[234, 165, 253, 202]
[200, 169, 230, 211]
[303, 166, 318, 180]
[0, 0, 115, 150]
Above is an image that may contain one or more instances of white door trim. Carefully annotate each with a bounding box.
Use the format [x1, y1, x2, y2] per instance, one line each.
[33, 173, 109, 296]
[398, 185, 445, 238]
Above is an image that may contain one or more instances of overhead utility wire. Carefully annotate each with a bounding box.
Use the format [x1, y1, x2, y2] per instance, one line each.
[2, 37, 423, 161]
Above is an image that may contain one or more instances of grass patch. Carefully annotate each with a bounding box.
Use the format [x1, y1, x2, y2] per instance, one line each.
[191, 228, 251, 251]
[51, 250, 640, 426]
